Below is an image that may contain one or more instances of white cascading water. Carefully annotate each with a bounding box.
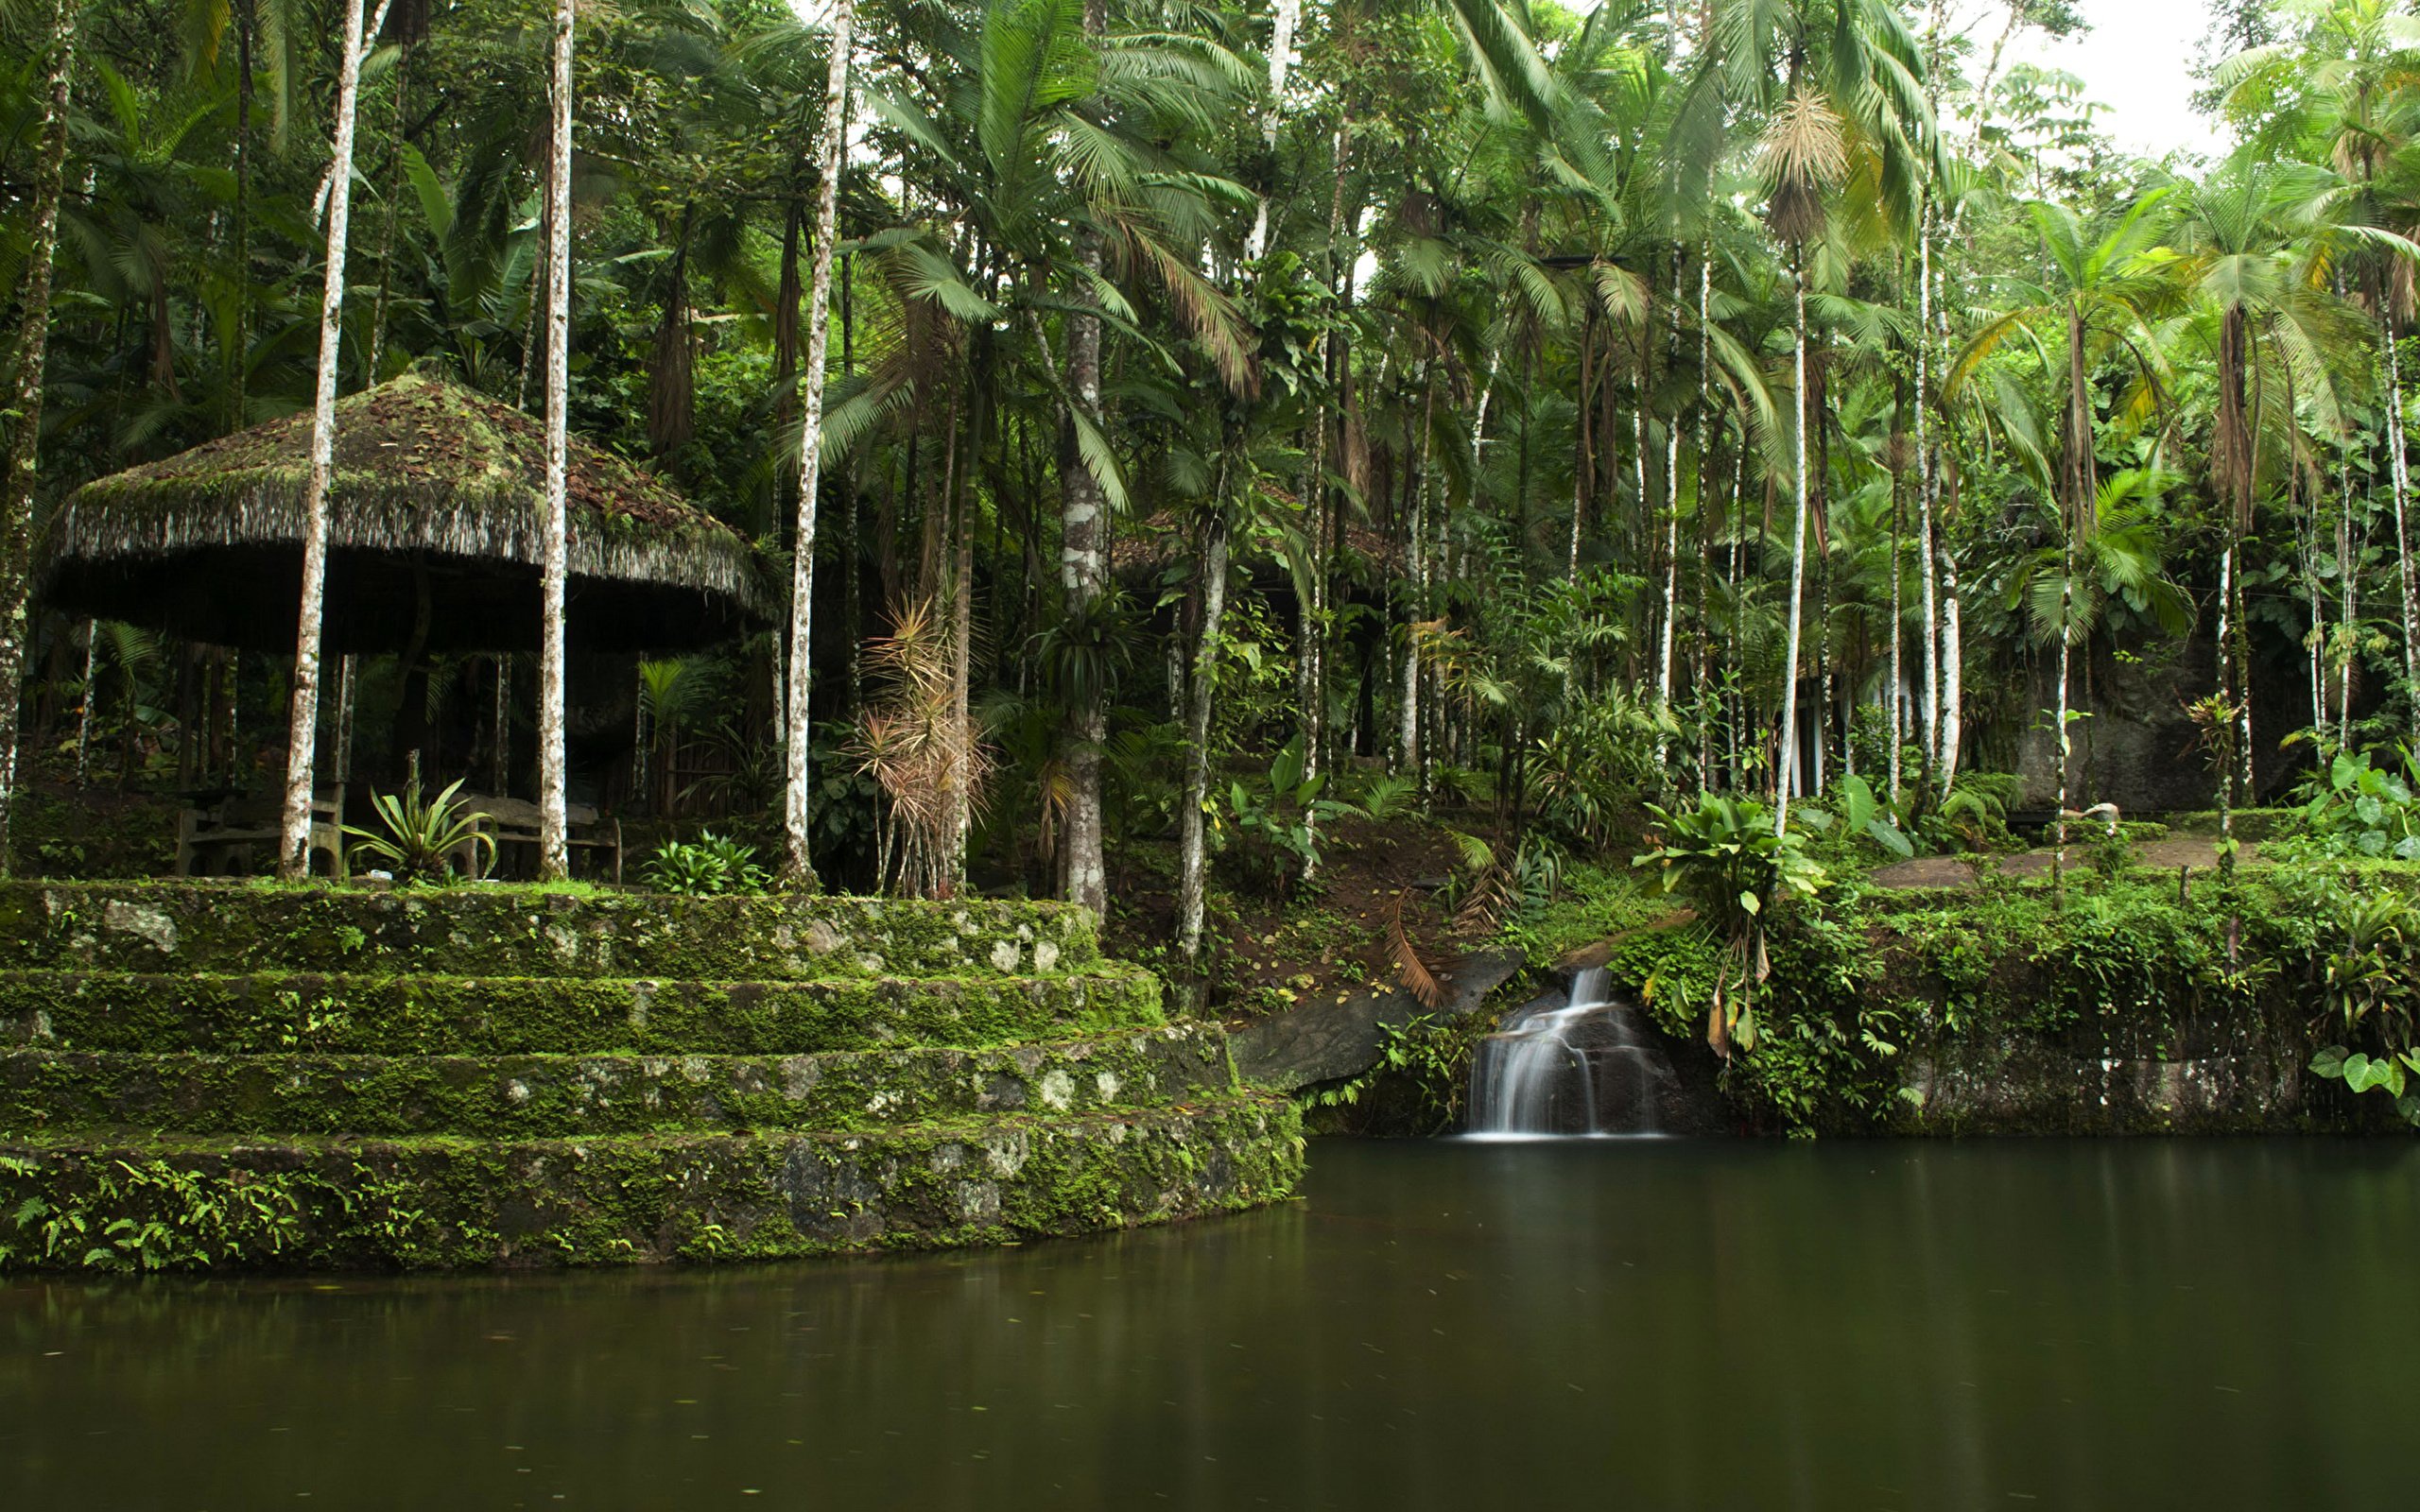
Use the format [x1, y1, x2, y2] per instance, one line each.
[1465, 967, 1677, 1138]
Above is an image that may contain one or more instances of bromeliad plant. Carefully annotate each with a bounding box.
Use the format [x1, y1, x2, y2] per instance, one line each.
[342, 780, 494, 885]
[1634, 795, 1828, 1057]
[643, 832, 770, 896]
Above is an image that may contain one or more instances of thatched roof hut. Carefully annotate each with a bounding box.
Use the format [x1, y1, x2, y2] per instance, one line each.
[37, 373, 769, 653]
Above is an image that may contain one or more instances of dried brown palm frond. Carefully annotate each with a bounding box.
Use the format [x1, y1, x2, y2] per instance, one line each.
[1454, 860, 1520, 935]
[1758, 89, 1846, 244]
[1389, 889, 1446, 1011]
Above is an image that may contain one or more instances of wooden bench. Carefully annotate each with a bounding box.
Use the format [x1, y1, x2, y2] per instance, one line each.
[176, 790, 346, 878]
[458, 795, 623, 885]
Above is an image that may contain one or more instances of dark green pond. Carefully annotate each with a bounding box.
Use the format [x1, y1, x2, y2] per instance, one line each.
[9, 1138, 2418, 1509]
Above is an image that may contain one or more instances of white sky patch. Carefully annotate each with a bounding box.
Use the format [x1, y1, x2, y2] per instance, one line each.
[2006, 0, 2225, 161]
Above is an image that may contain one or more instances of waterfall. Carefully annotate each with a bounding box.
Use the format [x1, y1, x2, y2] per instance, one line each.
[1464, 968, 1679, 1138]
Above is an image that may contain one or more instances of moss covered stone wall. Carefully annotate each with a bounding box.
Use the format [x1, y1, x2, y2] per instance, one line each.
[1599, 867, 2412, 1137]
[0, 883, 1303, 1271]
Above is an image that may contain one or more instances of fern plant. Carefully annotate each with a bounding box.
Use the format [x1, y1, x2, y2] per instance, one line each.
[341, 781, 494, 885]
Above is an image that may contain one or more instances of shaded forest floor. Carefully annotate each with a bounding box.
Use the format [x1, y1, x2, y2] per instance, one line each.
[1101, 813, 1504, 1020]
[1870, 836, 2266, 890]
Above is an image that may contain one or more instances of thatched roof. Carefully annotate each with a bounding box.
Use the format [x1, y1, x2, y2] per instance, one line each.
[37, 373, 770, 653]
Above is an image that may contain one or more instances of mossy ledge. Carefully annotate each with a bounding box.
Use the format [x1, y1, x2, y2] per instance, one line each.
[0, 883, 1104, 979]
[0, 885, 1302, 1271]
[0, 968, 1164, 1056]
[0, 1099, 1305, 1270]
[0, 1025, 1236, 1138]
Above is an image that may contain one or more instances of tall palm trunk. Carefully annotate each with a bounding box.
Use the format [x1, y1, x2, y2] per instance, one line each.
[946, 370, 984, 887]
[2390, 331, 2419, 735]
[1940, 543, 1963, 785]
[2216, 301, 2256, 813]
[1054, 0, 1113, 916]
[1176, 503, 1231, 977]
[2306, 472, 2328, 744]
[1773, 263, 1811, 833]
[275, 0, 372, 878]
[1402, 375, 1437, 786]
[1653, 247, 1684, 771]
[2341, 463, 2361, 735]
[1243, 0, 1301, 263]
[229, 2, 253, 428]
[535, 0, 577, 880]
[2217, 542, 2237, 861]
[1915, 217, 1942, 777]
[0, 0, 81, 877]
[2051, 551, 2074, 898]
[1294, 114, 1351, 881]
[778, 0, 856, 886]
[1888, 376, 1905, 801]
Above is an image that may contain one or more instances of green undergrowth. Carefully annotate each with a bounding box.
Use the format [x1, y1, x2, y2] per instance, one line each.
[1599, 861, 2412, 1135]
[1506, 861, 1686, 965]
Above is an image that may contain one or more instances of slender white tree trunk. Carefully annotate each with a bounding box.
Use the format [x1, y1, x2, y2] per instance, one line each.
[1888, 472, 1904, 801]
[2394, 335, 2419, 738]
[1243, 0, 1300, 263]
[277, 0, 371, 879]
[780, 0, 856, 886]
[1177, 513, 1231, 971]
[2308, 491, 2328, 744]
[535, 0, 577, 881]
[2217, 542, 2237, 851]
[1654, 248, 1683, 765]
[1056, 0, 1112, 917]
[2341, 478, 2360, 735]
[2052, 562, 2074, 894]
[74, 622, 96, 785]
[1940, 552, 1963, 785]
[1400, 378, 1434, 782]
[1915, 219, 1942, 777]
[1774, 267, 1811, 833]
[1693, 250, 1713, 784]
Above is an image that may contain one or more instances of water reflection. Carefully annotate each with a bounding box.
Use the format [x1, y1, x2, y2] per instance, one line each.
[7, 1140, 2418, 1509]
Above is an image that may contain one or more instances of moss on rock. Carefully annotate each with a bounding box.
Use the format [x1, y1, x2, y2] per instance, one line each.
[0, 1097, 1305, 1270]
[0, 883, 1105, 980]
[0, 1026, 1236, 1139]
[0, 967, 1164, 1057]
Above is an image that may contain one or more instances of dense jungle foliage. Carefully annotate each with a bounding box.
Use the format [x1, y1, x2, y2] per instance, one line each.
[14, 0, 2420, 1074]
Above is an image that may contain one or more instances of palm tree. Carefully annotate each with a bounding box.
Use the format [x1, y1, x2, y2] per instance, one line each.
[535, 0, 575, 881]
[1948, 194, 2176, 882]
[852, 0, 1253, 908]
[274, 0, 375, 878]
[2218, 1, 2420, 733]
[1688, 0, 1933, 829]
[777, 0, 856, 888]
[2169, 157, 2396, 809]
[0, 0, 83, 878]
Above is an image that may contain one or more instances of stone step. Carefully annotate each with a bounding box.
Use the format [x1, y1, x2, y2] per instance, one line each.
[0, 1026, 1234, 1138]
[0, 884, 1102, 980]
[0, 967, 1164, 1057]
[0, 1096, 1305, 1269]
